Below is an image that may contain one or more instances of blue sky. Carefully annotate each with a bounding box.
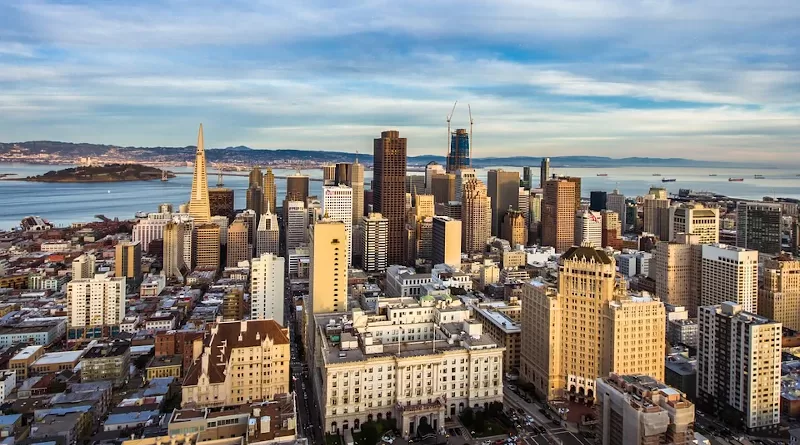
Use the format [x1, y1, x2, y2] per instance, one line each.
[0, 0, 798, 162]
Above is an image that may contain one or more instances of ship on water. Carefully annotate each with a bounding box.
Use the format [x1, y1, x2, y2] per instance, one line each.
[729, 177, 744, 182]
[597, 173, 608, 177]
[754, 174, 765, 179]
[661, 178, 676, 183]
[652, 173, 662, 176]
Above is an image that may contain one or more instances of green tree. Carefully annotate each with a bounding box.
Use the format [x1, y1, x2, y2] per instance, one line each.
[474, 411, 486, 432]
[461, 407, 474, 427]
[360, 421, 380, 445]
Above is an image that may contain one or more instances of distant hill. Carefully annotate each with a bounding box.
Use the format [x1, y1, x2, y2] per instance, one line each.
[0, 141, 744, 168]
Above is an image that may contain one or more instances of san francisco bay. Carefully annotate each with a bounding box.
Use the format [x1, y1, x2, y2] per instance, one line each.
[2, 162, 800, 230]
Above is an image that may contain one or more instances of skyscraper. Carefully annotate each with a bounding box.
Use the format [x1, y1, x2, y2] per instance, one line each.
[574, 210, 602, 247]
[501, 209, 527, 247]
[653, 234, 702, 315]
[759, 256, 800, 331]
[563, 176, 582, 210]
[162, 221, 186, 280]
[430, 173, 455, 204]
[643, 192, 670, 239]
[488, 169, 520, 235]
[285, 201, 308, 250]
[334, 161, 365, 226]
[373, 130, 407, 265]
[432, 216, 462, 268]
[701, 243, 758, 313]
[226, 220, 251, 267]
[523, 166, 533, 189]
[248, 167, 263, 188]
[246, 186, 263, 223]
[208, 187, 234, 220]
[606, 189, 627, 233]
[188, 124, 211, 224]
[286, 173, 310, 203]
[322, 165, 336, 185]
[424, 161, 446, 194]
[67, 272, 126, 340]
[256, 207, 280, 257]
[114, 241, 142, 281]
[600, 210, 622, 249]
[541, 178, 577, 252]
[736, 201, 782, 255]
[668, 202, 719, 244]
[310, 220, 348, 314]
[520, 244, 666, 401]
[589, 191, 607, 212]
[539, 157, 550, 189]
[461, 178, 491, 254]
[194, 223, 221, 270]
[250, 253, 285, 324]
[446, 128, 470, 173]
[361, 212, 389, 273]
[323, 184, 354, 265]
[454, 168, 476, 202]
[263, 167, 277, 216]
[72, 253, 96, 280]
[697, 302, 781, 433]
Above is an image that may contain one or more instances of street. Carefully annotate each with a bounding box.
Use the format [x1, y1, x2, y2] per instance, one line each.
[503, 385, 593, 445]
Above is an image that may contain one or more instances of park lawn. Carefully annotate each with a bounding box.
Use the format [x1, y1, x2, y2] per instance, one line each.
[470, 419, 509, 438]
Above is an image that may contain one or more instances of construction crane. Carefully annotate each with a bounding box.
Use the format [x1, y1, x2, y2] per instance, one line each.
[468, 104, 474, 163]
[446, 101, 458, 158]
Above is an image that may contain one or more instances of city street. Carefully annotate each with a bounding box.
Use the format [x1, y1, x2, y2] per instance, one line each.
[503, 386, 593, 445]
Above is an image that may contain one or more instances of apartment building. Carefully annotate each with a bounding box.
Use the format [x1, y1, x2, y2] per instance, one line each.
[700, 244, 758, 313]
[66, 272, 126, 341]
[668, 203, 719, 244]
[653, 234, 702, 315]
[473, 304, 521, 373]
[759, 256, 800, 331]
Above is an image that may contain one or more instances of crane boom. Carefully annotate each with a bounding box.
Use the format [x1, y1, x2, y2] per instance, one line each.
[468, 104, 474, 163]
[446, 101, 458, 159]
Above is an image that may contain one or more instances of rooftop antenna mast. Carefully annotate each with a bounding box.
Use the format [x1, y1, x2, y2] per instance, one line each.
[446, 101, 458, 159]
[468, 104, 474, 164]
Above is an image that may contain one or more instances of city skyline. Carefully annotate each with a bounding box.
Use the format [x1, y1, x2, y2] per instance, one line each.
[0, 1, 798, 162]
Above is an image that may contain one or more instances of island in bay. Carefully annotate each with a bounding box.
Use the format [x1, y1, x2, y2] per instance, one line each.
[22, 163, 174, 183]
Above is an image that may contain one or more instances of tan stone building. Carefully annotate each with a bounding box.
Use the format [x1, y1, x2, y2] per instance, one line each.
[541, 178, 576, 252]
[473, 303, 521, 373]
[501, 209, 527, 247]
[194, 223, 221, 270]
[520, 244, 666, 401]
[668, 203, 719, 244]
[146, 354, 183, 380]
[461, 178, 491, 254]
[759, 256, 800, 331]
[226, 220, 250, 267]
[182, 319, 290, 408]
[115, 241, 142, 281]
[653, 234, 702, 315]
[432, 216, 462, 268]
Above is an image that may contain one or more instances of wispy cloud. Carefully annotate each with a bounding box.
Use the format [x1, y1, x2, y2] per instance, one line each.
[0, 0, 797, 162]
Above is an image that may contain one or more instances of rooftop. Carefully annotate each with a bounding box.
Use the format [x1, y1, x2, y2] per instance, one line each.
[149, 354, 183, 368]
[32, 350, 84, 366]
[83, 341, 130, 359]
[473, 306, 520, 334]
[11, 345, 43, 361]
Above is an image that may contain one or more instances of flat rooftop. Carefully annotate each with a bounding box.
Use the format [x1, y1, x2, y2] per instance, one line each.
[11, 345, 43, 361]
[474, 306, 520, 334]
[83, 342, 130, 359]
[32, 350, 84, 366]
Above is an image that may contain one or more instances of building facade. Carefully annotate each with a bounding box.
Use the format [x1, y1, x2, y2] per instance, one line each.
[188, 124, 211, 224]
[432, 216, 461, 269]
[668, 203, 719, 244]
[759, 256, 800, 331]
[323, 185, 354, 265]
[67, 273, 126, 340]
[541, 178, 576, 252]
[487, 169, 520, 236]
[373, 130, 407, 265]
[250, 253, 286, 324]
[195, 223, 221, 270]
[501, 210, 527, 247]
[700, 243, 758, 313]
[362, 212, 389, 273]
[461, 179, 491, 254]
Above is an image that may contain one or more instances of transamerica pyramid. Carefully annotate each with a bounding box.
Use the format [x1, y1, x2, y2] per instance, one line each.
[188, 124, 211, 224]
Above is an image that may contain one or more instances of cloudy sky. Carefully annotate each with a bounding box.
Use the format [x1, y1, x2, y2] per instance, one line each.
[1, 0, 798, 162]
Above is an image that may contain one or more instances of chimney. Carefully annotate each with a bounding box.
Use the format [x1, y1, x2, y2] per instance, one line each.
[241, 320, 248, 333]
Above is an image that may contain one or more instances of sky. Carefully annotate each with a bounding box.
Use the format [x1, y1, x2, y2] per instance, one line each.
[0, 1, 798, 163]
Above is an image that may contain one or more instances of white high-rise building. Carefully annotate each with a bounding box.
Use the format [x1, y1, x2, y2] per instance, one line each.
[322, 184, 353, 264]
[575, 210, 603, 247]
[250, 253, 286, 325]
[698, 302, 781, 433]
[66, 272, 126, 339]
[132, 213, 171, 252]
[606, 189, 626, 232]
[361, 212, 388, 273]
[210, 215, 229, 245]
[701, 244, 759, 313]
[178, 217, 194, 270]
[256, 208, 280, 257]
[71, 253, 96, 280]
[286, 200, 308, 250]
[455, 168, 477, 202]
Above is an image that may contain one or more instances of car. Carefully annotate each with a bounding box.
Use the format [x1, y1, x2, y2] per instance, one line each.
[481, 441, 492, 445]
[507, 384, 518, 391]
[538, 426, 546, 434]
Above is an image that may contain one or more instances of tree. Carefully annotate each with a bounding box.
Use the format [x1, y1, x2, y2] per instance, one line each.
[360, 421, 380, 445]
[488, 401, 504, 416]
[474, 411, 486, 432]
[461, 407, 474, 427]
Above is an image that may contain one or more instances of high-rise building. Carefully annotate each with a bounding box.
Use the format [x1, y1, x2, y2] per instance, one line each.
[158, 203, 173, 213]
[668, 203, 719, 244]
[248, 167, 263, 189]
[256, 208, 280, 257]
[523, 166, 534, 189]
[454, 168, 476, 202]
[208, 187, 234, 219]
[697, 302, 781, 433]
[179, 218, 194, 269]
[606, 189, 626, 233]
[563, 176, 582, 210]
[539, 157, 550, 189]
[114, 241, 141, 281]
[517, 187, 530, 222]
[309, 220, 348, 314]
[643, 193, 670, 240]
[188, 124, 211, 224]
[736, 202, 782, 255]
[250, 253, 285, 324]
[182, 319, 289, 408]
[162, 221, 186, 280]
[211, 215, 228, 245]
[262, 167, 277, 216]
[488, 169, 520, 235]
[589, 191, 607, 212]
[541, 178, 577, 252]
[701, 243, 758, 313]
[520, 244, 666, 401]
[72, 253, 96, 280]
[361, 213, 389, 273]
[432, 216, 462, 268]
[334, 161, 366, 226]
[424, 161, 446, 194]
[66, 272, 126, 340]
[226, 220, 251, 267]
[405, 175, 425, 195]
[194, 223, 221, 270]
[132, 214, 171, 254]
[501, 209, 527, 247]
[574, 210, 602, 247]
[430, 173, 455, 204]
[461, 179, 492, 254]
[759, 256, 800, 331]
[597, 374, 695, 445]
[653, 234, 702, 315]
[600, 210, 622, 249]
[373, 130, 407, 265]
[246, 186, 263, 222]
[322, 164, 336, 185]
[286, 173, 310, 203]
[446, 128, 470, 173]
[322, 184, 354, 264]
[285, 200, 308, 250]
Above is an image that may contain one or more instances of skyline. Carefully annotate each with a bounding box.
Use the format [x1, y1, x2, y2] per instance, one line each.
[0, 1, 798, 162]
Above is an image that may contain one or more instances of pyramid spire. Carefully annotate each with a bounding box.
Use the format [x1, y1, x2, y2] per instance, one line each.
[188, 123, 211, 224]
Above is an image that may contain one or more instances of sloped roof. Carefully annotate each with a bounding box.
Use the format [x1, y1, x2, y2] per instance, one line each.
[561, 245, 612, 265]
